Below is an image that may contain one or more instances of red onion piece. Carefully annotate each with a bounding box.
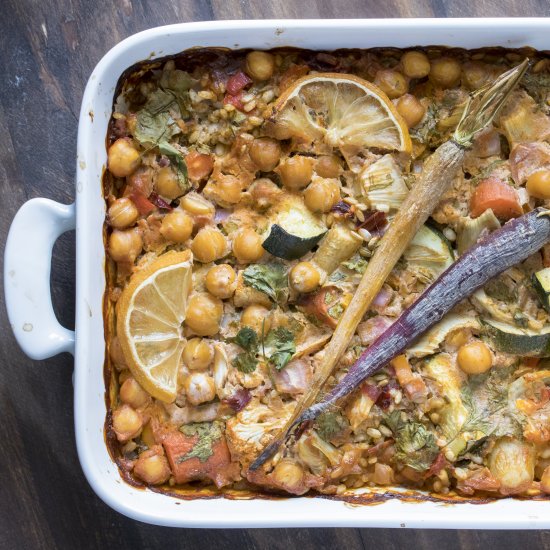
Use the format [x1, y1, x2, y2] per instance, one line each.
[358, 316, 393, 346]
[148, 192, 173, 211]
[372, 287, 392, 308]
[274, 359, 312, 395]
[222, 388, 251, 412]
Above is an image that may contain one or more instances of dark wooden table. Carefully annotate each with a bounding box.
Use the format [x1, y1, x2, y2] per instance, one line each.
[2, 1, 550, 548]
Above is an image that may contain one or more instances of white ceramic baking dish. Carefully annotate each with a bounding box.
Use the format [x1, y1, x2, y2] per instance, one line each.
[5, 18, 550, 528]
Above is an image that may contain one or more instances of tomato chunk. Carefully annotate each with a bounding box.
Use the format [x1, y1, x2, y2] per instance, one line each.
[162, 430, 239, 488]
[129, 192, 155, 216]
[185, 151, 214, 181]
[226, 71, 252, 95]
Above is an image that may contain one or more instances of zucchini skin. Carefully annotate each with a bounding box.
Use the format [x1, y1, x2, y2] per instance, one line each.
[532, 267, 550, 313]
[482, 319, 550, 357]
[262, 224, 325, 260]
[300, 208, 550, 423]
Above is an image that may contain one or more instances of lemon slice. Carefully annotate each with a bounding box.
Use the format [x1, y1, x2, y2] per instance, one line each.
[272, 73, 411, 154]
[117, 250, 193, 403]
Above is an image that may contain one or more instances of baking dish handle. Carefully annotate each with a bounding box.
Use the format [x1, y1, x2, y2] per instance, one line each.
[4, 198, 76, 359]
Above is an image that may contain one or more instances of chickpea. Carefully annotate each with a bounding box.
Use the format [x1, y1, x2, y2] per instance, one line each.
[277, 156, 313, 190]
[183, 372, 216, 405]
[109, 228, 142, 263]
[160, 210, 193, 243]
[232, 229, 264, 263]
[241, 304, 271, 334]
[401, 51, 431, 79]
[156, 166, 184, 200]
[457, 340, 493, 374]
[526, 170, 550, 199]
[462, 61, 490, 91]
[112, 404, 142, 442]
[191, 227, 227, 263]
[272, 459, 304, 492]
[250, 178, 283, 210]
[119, 377, 151, 409]
[180, 192, 215, 216]
[289, 262, 321, 293]
[540, 465, 550, 494]
[205, 264, 236, 299]
[214, 174, 242, 205]
[185, 293, 223, 336]
[374, 69, 408, 99]
[315, 155, 341, 178]
[304, 178, 341, 213]
[133, 447, 171, 485]
[109, 336, 127, 370]
[396, 94, 426, 128]
[182, 338, 214, 370]
[249, 137, 281, 172]
[108, 197, 139, 229]
[429, 57, 462, 89]
[108, 138, 141, 178]
[245, 51, 275, 81]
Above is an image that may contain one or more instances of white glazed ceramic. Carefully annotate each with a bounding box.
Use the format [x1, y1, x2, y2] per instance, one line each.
[5, 18, 550, 528]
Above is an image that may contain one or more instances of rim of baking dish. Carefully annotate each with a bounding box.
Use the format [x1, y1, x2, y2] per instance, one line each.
[73, 19, 550, 527]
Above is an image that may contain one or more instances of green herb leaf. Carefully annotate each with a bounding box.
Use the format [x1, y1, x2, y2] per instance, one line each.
[243, 263, 289, 304]
[230, 327, 260, 373]
[264, 327, 296, 371]
[134, 90, 181, 146]
[178, 421, 223, 463]
[461, 366, 525, 439]
[146, 89, 178, 114]
[521, 72, 550, 111]
[160, 69, 194, 96]
[327, 303, 344, 320]
[342, 255, 369, 274]
[328, 270, 347, 282]
[232, 327, 259, 353]
[384, 413, 439, 472]
[233, 352, 258, 373]
[410, 103, 439, 145]
[316, 412, 349, 442]
[158, 141, 188, 193]
[134, 110, 173, 145]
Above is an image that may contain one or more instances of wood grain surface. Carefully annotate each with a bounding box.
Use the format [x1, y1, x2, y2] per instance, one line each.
[2, 1, 550, 548]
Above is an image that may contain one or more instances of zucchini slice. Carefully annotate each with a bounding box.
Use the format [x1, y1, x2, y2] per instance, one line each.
[482, 318, 550, 357]
[404, 225, 454, 282]
[262, 195, 326, 260]
[407, 314, 480, 358]
[532, 267, 550, 312]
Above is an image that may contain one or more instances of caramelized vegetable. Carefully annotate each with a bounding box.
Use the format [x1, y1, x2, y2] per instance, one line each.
[251, 60, 529, 469]
[470, 177, 523, 220]
[294, 209, 550, 428]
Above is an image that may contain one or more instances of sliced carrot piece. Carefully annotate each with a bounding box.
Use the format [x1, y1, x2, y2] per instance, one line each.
[470, 177, 523, 220]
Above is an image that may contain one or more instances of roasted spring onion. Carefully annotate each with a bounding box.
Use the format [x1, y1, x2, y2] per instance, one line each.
[250, 59, 529, 470]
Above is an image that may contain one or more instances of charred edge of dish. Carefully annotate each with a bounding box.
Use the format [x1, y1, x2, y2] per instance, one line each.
[102, 44, 550, 501]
